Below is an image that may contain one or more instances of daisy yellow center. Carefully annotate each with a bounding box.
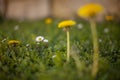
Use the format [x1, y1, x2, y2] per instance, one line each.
[39, 38, 42, 41]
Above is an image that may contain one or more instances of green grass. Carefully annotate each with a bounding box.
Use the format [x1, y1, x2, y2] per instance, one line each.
[0, 19, 120, 80]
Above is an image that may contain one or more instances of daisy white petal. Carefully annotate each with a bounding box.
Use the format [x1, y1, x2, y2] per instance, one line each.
[43, 39, 48, 43]
[1, 38, 7, 42]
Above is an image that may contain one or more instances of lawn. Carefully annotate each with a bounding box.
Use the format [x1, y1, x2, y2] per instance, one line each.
[0, 18, 120, 80]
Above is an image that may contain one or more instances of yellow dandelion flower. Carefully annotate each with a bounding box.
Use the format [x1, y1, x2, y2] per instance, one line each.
[105, 15, 113, 21]
[58, 20, 76, 28]
[45, 18, 52, 24]
[78, 3, 103, 18]
[58, 20, 76, 62]
[8, 40, 20, 46]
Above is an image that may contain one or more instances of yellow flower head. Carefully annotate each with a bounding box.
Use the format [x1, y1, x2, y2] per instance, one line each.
[105, 15, 113, 21]
[78, 3, 103, 18]
[45, 18, 52, 24]
[8, 40, 20, 46]
[58, 20, 76, 28]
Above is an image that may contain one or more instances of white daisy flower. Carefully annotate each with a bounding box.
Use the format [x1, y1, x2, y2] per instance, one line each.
[14, 25, 19, 30]
[43, 39, 48, 43]
[77, 23, 83, 29]
[36, 36, 44, 43]
[26, 44, 30, 47]
[104, 28, 109, 33]
[99, 39, 102, 43]
[52, 55, 56, 58]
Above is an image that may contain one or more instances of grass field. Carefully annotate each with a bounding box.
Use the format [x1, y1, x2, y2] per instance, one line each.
[0, 18, 120, 80]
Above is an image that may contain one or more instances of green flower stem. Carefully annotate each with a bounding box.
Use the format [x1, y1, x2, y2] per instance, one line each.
[90, 18, 99, 78]
[66, 29, 70, 62]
